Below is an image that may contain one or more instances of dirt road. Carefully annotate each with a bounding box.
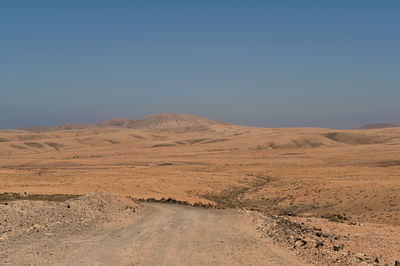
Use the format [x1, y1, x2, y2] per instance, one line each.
[4, 203, 306, 265]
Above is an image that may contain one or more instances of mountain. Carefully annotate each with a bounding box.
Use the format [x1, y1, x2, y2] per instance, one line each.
[359, 123, 399, 129]
[123, 113, 228, 129]
[21, 113, 229, 132]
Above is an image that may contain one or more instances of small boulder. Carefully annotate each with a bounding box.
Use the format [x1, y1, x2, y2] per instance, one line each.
[315, 240, 324, 248]
[355, 253, 365, 261]
[333, 244, 344, 251]
[294, 238, 307, 247]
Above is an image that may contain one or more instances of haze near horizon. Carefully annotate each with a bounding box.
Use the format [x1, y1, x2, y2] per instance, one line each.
[1, 1, 399, 129]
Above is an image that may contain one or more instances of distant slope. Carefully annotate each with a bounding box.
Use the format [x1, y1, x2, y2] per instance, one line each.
[22, 123, 89, 133]
[360, 123, 399, 129]
[94, 118, 130, 128]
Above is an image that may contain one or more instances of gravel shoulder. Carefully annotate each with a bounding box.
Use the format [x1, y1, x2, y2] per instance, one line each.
[251, 211, 400, 265]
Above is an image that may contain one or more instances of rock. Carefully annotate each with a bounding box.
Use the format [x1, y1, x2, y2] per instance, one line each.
[295, 238, 307, 247]
[316, 232, 322, 237]
[333, 244, 344, 251]
[395, 260, 400, 266]
[355, 253, 365, 260]
[33, 224, 41, 229]
[315, 240, 324, 248]
[374, 257, 379, 263]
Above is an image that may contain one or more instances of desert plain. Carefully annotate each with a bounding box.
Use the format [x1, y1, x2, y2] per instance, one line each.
[1, 113, 399, 225]
[1, 113, 400, 265]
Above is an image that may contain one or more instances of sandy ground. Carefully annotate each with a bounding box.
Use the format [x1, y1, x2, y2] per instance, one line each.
[0, 114, 399, 264]
[1, 195, 306, 265]
[1, 121, 399, 226]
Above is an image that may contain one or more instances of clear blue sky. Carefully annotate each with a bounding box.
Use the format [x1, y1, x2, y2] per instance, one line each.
[1, 1, 399, 129]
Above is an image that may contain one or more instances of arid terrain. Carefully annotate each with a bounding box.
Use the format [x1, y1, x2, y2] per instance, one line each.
[1, 113, 400, 264]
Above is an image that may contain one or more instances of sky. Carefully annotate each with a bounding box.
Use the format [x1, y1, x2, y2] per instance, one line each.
[1, 1, 399, 129]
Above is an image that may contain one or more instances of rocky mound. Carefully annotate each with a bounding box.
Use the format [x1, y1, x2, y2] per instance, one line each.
[0, 191, 139, 242]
